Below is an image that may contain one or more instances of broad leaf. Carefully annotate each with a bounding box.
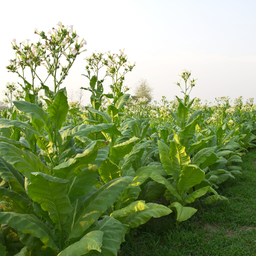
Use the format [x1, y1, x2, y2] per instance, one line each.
[58, 231, 103, 256]
[112, 201, 172, 228]
[0, 212, 58, 250]
[0, 119, 41, 136]
[157, 140, 174, 176]
[86, 107, 112, 123]
[170, 201, 197, 222]
[90, 216, 128, 256]
[0, 188, 31, 213]
[68, 176, 132, 240]
[99, 158, 120, 183]
[184, 186, 211, 204]
[13, 101, 53, 140]
[54, 140, 107, 179]
[48, 89, 69, 131]
[149, 172, 182, 201]
[28, 172, 73, 224]
[67, 169, 98, 204]
[110, 137, 139, 163]
[0, 142, 50, 178]
[0, 156, 25, 195]
[130, 165, 166, 187]
[192, 147, 217, 166]
[177, 165, 205, 196]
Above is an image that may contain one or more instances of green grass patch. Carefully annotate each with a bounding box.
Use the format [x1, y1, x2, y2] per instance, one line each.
[119, 149, 256, 256]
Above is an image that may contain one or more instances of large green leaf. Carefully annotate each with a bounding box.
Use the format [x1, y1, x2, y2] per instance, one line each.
[67, 169, 98, 204]
[90, 216, 128, 256]
[149, 172, 182, 201]
[99, 158, 120, 183]
[27, 172, 73, 224]
[0, 135, 30, 150]
[158, 140, 190, 181]
[68, 176, 132, 240]
[58, 231, 103, 256]
[192, 147, 217, 167]
[110, 137, 139, 163]
[0, 119, 41, 136]
[0, 156, 25, 195]
[0, 212, 58, 250]
[170, 201, 197, 222]
[112, 200, 172, 229]
[169, 140, 190, 177]
[0, 142, 50, 178]
[177, 165, 205, 196]
[121, 141, 151, 172]
[71, 123, 121, 137]
[130, 165, 166, 187]
[86, 107, 112, 123]
[54, 141, 107, 179]
[157, 140, 174, 176]
[48, 89, 69, 131]
[184, 186, 211, 204]
[0, 188, 31, 213]
[13, 101, 53, 140]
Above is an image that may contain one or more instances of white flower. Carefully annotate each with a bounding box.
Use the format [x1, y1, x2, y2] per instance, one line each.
[72, 49, 77, 55]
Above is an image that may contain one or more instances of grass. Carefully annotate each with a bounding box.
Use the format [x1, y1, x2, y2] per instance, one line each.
[118, 148, 256, 256]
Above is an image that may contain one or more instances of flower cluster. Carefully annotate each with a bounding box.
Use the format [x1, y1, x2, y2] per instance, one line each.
[6, 22, 87, 102]
[83, 50, 135, 105]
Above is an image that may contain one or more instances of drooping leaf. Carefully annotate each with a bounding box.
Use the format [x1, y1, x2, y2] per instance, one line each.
[191, 147, 217, 166]
[0, 188, 31, 213]
[54, 140, 107, 179]
[0, 135, 30, 150]
[170, 201, 197, 222]
[0, 119, 41, 136]
[27, 172, 73, 224]
[130, 165, 166, 187]
[13, 101, 53, 140]
[58, 231, 103, 256]
[72, 123, 121, 137]
[90, 216, 128, 256]
[0, 212, 58, 250]
[149, 172, 182, 201]
[0, 142, 50, 179]
[86, 107, 112, 123]
[112, 201, 172, 229]
[68, 176, 132, 240]
[0, 156, 25, 195]
[184, 186, 211, 204]
[110, 137, 139, 163]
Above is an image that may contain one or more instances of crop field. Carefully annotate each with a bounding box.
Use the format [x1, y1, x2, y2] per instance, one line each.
[0, 24, 256, 255]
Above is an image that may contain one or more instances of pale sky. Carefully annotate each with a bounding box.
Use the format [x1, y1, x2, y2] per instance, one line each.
[1, 0, 256, 105]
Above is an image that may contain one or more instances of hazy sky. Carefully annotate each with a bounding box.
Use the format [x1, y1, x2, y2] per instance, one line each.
[1, 0, 256, 105]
